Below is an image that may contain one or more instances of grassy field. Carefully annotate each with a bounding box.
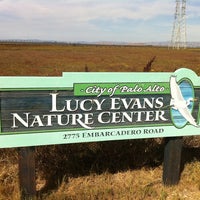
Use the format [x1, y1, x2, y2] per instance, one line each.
[0, 43, 200, 75]
[0, 43, 200, 199]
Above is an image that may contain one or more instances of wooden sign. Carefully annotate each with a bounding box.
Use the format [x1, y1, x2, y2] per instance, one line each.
[0, 68, 200, 148]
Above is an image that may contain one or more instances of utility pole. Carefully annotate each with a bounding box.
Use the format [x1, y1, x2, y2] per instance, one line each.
[171, 0, 187, 49]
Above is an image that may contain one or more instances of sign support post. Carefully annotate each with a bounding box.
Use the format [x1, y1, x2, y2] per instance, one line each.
[18, 147, 36, 200]
[0, 68, 199, 193]
[163, 137, 183, 185]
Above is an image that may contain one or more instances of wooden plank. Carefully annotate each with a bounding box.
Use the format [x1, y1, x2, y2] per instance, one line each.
[163, 137, 183, 185]
[18, 147, 36, 200]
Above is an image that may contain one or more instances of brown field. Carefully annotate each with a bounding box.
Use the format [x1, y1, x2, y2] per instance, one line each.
[0, 43, 200, 199]
[0, 43, 200, 75]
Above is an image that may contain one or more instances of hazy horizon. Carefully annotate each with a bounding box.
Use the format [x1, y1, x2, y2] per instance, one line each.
[0, 0, 200, 43]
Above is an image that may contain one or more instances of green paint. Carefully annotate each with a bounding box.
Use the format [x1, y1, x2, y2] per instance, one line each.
[74, 82, 170, 96]
[0, 68, 200, 148]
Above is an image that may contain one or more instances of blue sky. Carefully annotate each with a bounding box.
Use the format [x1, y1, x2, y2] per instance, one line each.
[0, 0, 199, 42]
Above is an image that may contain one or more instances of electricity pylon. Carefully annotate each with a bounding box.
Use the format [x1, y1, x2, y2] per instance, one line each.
[171, 0, 187, 49]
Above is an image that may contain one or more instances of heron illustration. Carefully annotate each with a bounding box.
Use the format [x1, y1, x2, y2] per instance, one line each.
[170, 75, 199, 127]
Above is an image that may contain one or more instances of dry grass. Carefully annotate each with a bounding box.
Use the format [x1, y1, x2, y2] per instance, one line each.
[0, 43, 200, 76]
[41, 163, 200, 200]
[0, 150, 20, 200]
[1, 152, 200, 200]
[0, 43, 200, 199]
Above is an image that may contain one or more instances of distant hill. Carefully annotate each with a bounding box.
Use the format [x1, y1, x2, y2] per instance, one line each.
[0, 39, 200, 48]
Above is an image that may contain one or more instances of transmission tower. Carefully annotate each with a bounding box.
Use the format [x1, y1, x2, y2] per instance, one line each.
[171, 0, 187, 49]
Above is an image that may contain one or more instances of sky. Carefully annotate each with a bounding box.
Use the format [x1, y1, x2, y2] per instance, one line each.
[0, 0, 199, 43]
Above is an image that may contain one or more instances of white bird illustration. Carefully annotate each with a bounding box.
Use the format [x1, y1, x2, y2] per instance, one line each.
[170, 75, 199, 127]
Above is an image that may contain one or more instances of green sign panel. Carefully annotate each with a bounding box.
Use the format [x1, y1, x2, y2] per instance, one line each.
[74, 82, 170, 96]
[0, 68, 200, 148]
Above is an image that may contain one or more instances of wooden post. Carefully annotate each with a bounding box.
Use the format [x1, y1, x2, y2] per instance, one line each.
[18, 147, 36, 200]
[163, 137, 183, 185]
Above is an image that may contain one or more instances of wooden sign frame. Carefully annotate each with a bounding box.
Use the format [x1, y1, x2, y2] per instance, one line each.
[0, 68, 200, 148]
